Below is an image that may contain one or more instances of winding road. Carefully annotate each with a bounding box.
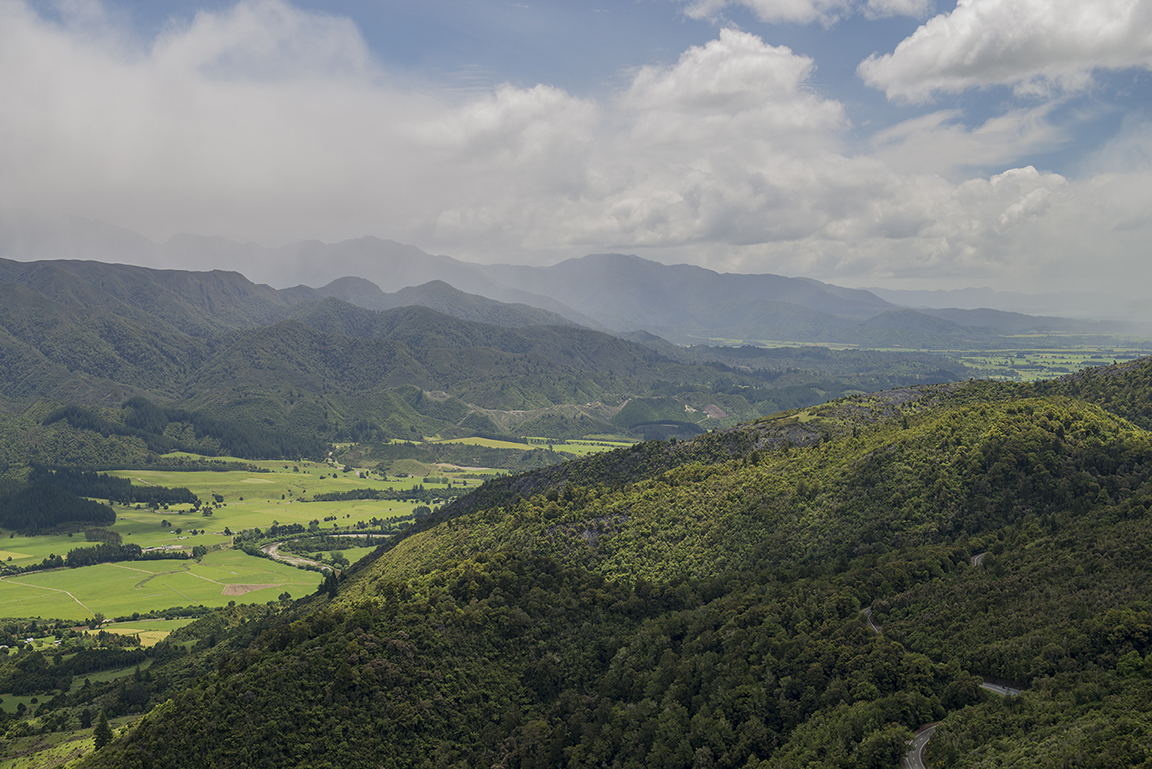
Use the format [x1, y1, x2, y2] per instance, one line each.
[862, 599, 1023, 768]
[901, 724, 937, 769]
[259, 542, 335, 573]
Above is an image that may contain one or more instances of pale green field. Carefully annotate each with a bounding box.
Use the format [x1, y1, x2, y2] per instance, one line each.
[0, 694, 41, 715]
[97, 617, 201, 646]
[0, 549, 317, 622]
[944, 348, 1149, 381]
[540, 439, 633, 457]
[426, 436, 632, 457]
[426, 436, 534, 450]
[64, 659, 155, 692]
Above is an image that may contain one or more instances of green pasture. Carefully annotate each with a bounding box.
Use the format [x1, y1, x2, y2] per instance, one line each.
[0, 693, 42, 716]
[111, 497, 417, 536]
[105, 462, 434, 535]
[0, 452, 506, 623]
[0, 549, 317, 622]
[303, 545, 378, 567]
[535, 439, 633, 457]
[63, 660, 154, 693]
[426, 436, 533, 450]
[109, 461, 415, 505]
[426, 436, 631, 458]
[97, 618, 196, 646]
[944, 348, 1150, 381]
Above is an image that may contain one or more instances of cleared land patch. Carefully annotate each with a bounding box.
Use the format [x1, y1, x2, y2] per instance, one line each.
[222, 583, 281, 596]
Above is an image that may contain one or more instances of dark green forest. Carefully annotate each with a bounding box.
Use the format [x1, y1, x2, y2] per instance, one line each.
[0, 357, 1132, 768]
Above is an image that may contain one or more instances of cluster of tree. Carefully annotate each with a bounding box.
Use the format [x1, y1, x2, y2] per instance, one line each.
[63, 542, 191, 569]
[0, 645, 147, 697]
[1034, 357, 1152, 430]
[0, 481, 114, 533]
[363, 440, 567, 472]
[3, 542, 192, 576]
[281, 535, 387, 556]
[43, 397, 327, 461]
[69, 551, 939, 769]
[306, 485, 466, 504]
[30, 467, 198, 507]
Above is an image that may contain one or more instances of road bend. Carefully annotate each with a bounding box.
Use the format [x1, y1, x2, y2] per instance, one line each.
[901, 723, 937, 769]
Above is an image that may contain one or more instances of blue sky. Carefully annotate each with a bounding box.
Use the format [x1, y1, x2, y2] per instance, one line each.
[2, 0, 1151, 306]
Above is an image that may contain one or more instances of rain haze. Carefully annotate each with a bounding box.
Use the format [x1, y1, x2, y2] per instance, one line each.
[2, 0, 1151, 317]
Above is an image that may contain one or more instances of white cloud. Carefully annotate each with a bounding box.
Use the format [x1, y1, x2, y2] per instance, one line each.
[153, 0, 374, 81]
[430, 29, 850, 250]
[870, 103, 1069, 176]
[859, 0, 1152, 101]
[621, 29, 844, 147]
[680, 0, 930, 25]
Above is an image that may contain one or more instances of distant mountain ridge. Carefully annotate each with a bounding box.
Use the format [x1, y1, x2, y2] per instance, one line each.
[284, 278, 593, 329]
[3, 215, 1151, 347]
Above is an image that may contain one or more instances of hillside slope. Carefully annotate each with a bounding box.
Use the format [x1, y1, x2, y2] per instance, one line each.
[69, 359, 1152, 768]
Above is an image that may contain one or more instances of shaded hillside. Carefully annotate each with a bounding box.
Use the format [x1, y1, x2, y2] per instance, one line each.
[0, 257, 292, 337]
[378, 281, 588, 328]
[189, 312, 705, 409]
[846, 309, 999, 349]
[284, 277, 596, 329]
[482, 252, 893, 328]
[1033, 355, 1152, 430]
[0, 280, 206, 395]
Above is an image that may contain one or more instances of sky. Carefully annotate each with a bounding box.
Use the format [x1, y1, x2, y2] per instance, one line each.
[1, 0, 1151, 303]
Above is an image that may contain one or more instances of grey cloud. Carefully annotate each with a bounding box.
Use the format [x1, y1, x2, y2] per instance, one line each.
[1, 0, 1149, 302]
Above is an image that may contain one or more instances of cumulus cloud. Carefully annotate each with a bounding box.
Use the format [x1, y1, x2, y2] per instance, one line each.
[431, 29, 850, 250]
[859, 0, 1152, 101]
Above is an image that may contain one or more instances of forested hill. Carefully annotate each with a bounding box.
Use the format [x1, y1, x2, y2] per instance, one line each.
[76, 358, 1152, 768]
[1, 256, 972, 452]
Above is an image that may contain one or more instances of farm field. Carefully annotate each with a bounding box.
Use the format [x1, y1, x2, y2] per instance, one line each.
[424, 435, 632, 458]
[95, 617, 194, 646]
[943, 348, 1151, 380]
[0, 548, 316, 622]
[692, 342, 1151, 382]
[523, 438, 634, 456]
[425, 436, 534, 450]
[0, 453, 498, 623]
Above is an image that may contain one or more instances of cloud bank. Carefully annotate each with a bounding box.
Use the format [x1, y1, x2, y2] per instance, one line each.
[0, 0, 1149, 299]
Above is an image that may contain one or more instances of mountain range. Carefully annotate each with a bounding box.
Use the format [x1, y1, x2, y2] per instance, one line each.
[0, 256, 978, 453]
[5, 213, 1152, 344]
